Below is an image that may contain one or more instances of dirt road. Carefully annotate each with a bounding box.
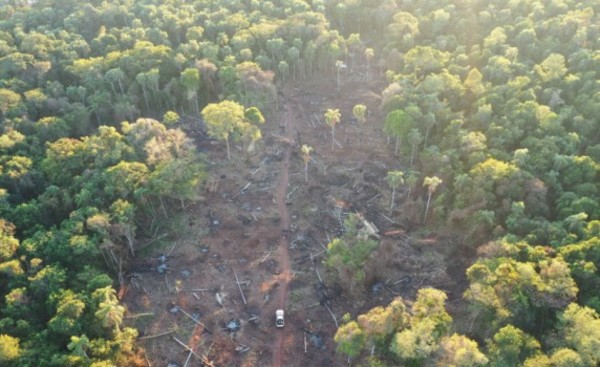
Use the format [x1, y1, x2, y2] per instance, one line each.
[271, 100, 295, 367]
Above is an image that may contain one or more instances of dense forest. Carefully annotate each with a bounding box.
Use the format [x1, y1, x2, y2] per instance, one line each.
[0, 0, 598, 366]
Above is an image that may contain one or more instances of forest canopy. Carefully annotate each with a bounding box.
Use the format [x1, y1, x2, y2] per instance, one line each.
[0, 0, 598, 366]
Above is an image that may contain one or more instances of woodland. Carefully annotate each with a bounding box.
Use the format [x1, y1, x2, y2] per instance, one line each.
[0, 0, 599, 366]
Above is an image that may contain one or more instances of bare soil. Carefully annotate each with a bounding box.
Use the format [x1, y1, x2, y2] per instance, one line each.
[123, 68, 474, 366]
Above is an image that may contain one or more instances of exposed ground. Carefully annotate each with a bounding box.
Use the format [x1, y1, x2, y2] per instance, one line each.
[123, 67, 474, 366]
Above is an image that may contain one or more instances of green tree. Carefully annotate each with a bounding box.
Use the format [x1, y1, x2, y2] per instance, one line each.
[93, 286, 124, 332]
[335, 59, 346, 91]
[386, 170, 404, 211]
[391, 317, 440, 361]
[67, 334, 90, 360]
[423, 176, 442, 223]
[535, 53, 567, 83]
[104, 68, 126, 96]
[437, 334, 488, 367]
[201, 100, 261, 160]
[324, 108, 341, 151]
[325, 214, 378, 295]
[0, 88, 21, 122]
[0, 334, 21, 363]
[352, 104, 367, 124]
[335, 321, 365, 359]
[364, 48, 374, 79]
[162, 110, 179, 127]
[352, 104, 367, 145]
[406, 170, 420, 200]
[301, 144, 313, 182]
[407, 128, 423, 166]
[384, 110, 413, 155]
[357, 298, 409, 351]
[278, 60, 289, 84]
[487, 325, 541, 367]
[180, 68, 200, 114]
[557, 303, 600, 366]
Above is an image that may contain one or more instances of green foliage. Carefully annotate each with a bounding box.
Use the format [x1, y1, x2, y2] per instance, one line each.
[557, 303, 600, 366]
[487, 325, 541, 367]
[0, 334, 21, 362]
[383, 110, 413, 154]
[201, 100, 264, 160]
[324, 108, 341, 151]
[336, 290, 486, 366]
[325, 214, 379, 294]
[1, 0, 599, 366]
[464, 241, 578, 334]
[335, 321, 365, 359]
[437, 334, 489, 367]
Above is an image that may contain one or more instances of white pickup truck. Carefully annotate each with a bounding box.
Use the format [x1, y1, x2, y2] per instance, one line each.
[275, 309, 284, 328]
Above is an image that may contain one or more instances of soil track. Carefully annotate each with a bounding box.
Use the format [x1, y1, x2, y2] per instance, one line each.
[271, 98, 295, 366]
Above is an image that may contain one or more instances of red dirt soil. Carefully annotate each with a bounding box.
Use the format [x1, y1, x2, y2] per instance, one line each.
[271, 98, 295, 366]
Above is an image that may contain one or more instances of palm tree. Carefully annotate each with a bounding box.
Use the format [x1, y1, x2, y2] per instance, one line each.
[364, 48, 374, 79]
[324, 108, 341, 151]
[301, 144, 313, 182]
[423, 176, 442, 223]
[352, 104, 367, 145]
[406, 170, 420, 199]
[407, 128, 423, 166]
[335, 60, 346, 91]
[386, 171, 404, 211]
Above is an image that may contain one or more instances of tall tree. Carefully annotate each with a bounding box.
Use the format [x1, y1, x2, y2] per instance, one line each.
[352, 104, 367, 145]
[180, 68, 201, 114]
[324, 108, 341, 151]
[335, 60, 346, 91]
[403, 171, 419, 201]
[201, 100, 262, 160]
[423, 176, 442, 223]
[384, 110, 413, 155]
[301, 144, 313, 182]
[364, 48, 374, 79]
[407, 128, 423, 166]
[93, 286, 124, 333]
[386, 170, 404, 211]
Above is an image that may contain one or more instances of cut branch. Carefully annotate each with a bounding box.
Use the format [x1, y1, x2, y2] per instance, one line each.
[173, 337, 202, 360]
[177, 307, 213, 333]
[233, 268, 247, 305]
[233, 182, 251, 199]
[324, 303, 339, 327]
[137, 329, 177, 340]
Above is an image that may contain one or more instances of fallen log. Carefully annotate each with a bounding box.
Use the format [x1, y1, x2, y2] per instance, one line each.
[137, 329, 177, 340]
[233, 268, 247, 305]
[384, 229, 406, 236]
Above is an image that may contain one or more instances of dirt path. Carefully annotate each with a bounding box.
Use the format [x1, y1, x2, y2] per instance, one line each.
[271, 99, 295, 367]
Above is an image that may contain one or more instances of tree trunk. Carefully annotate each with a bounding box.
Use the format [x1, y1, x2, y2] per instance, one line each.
[304, 163, 308, 182]
[331, 125, 335, 151]
[141, 85, 150, 112]
[394, 137, 399, 155]
[424, 193, 432, 223]
[390, 187, 396, 211]
[225, 137, 231, 160]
